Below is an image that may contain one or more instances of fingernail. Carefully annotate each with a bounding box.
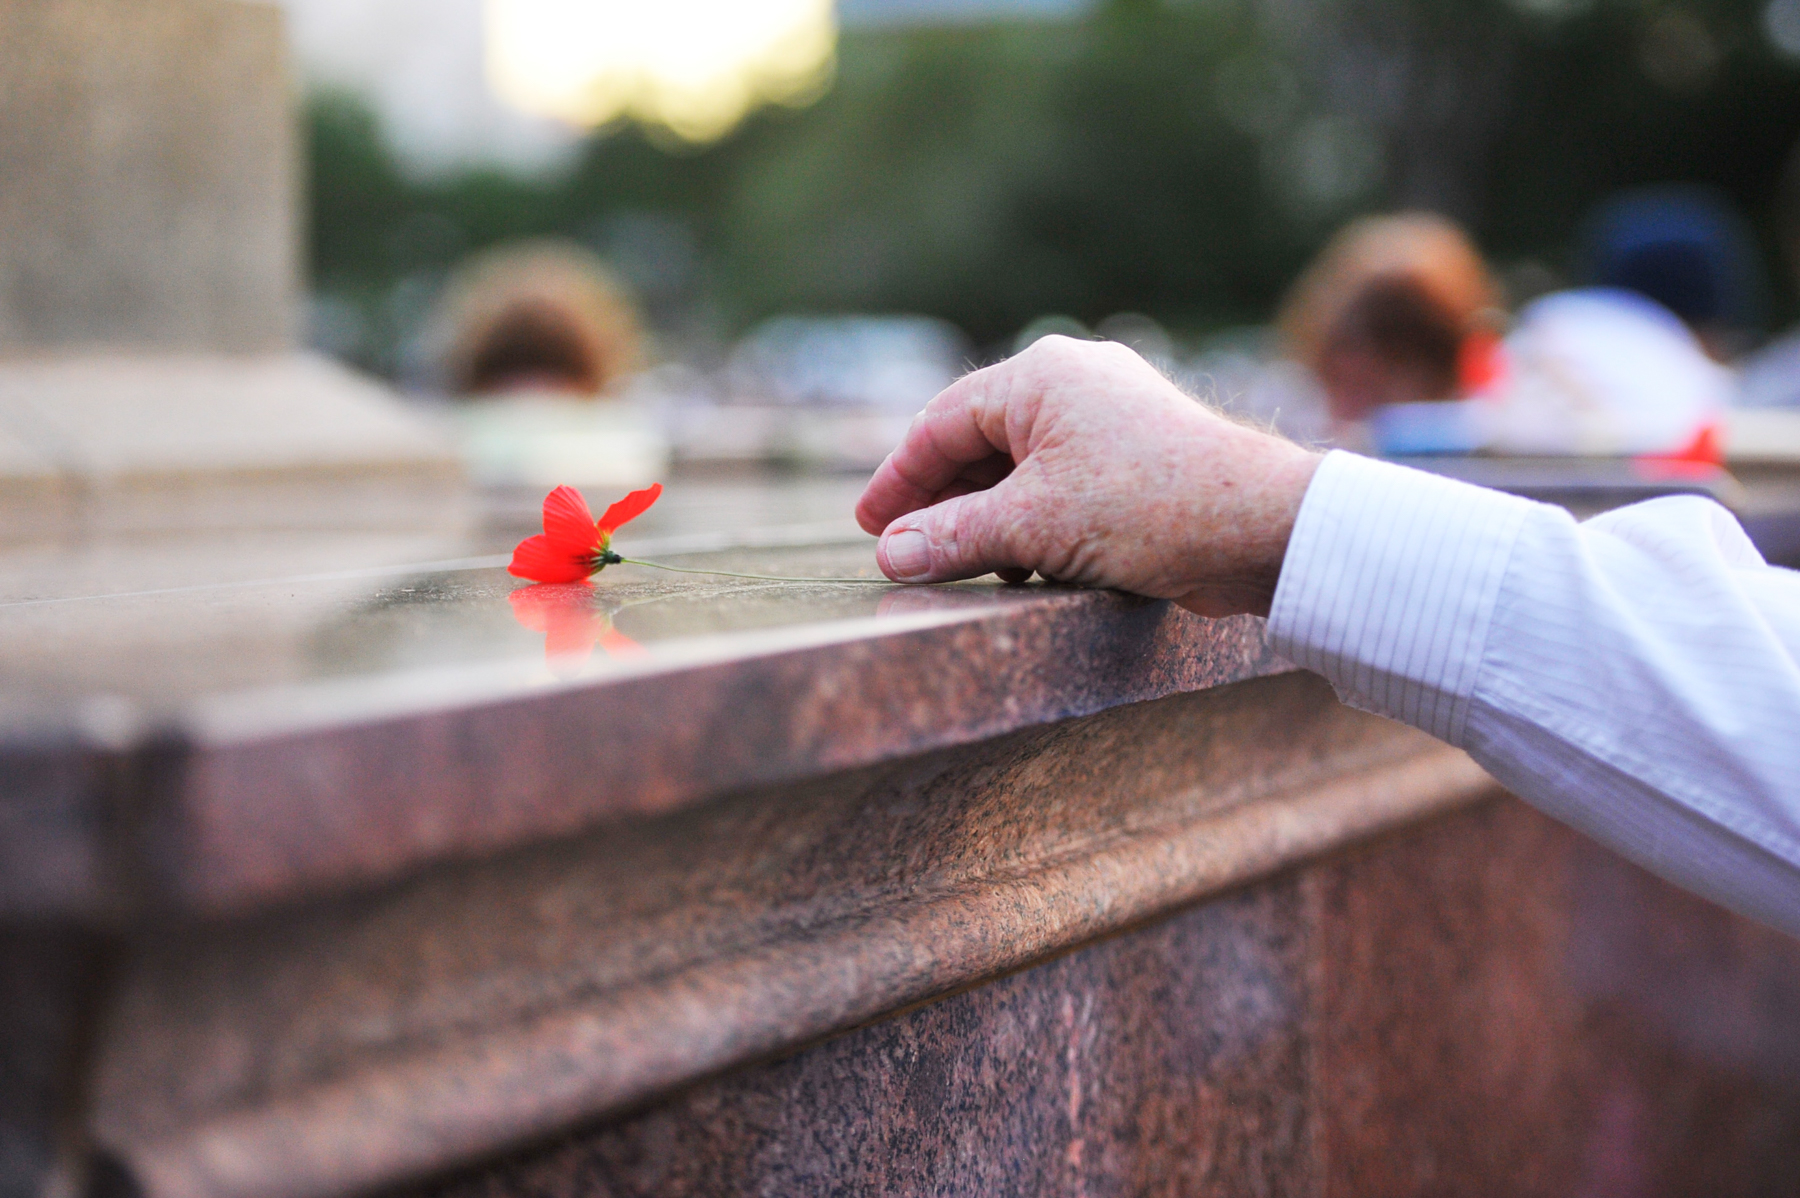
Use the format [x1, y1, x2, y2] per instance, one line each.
[885, 530, 931, 579]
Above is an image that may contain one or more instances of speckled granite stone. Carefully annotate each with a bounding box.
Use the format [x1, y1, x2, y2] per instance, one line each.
[0, 705, 129, 921]
[409, 881, 1316, 1198]
[15, 470, 1800, 1198]
[1314, 799, 1800, 1197]
[0, 926, 110, 1198]
[1311, 798, 1595, 1193]
[162, 594, 1285, 918]
[89, 676, 1485, 1198]
[395, 800, 1800, 1198]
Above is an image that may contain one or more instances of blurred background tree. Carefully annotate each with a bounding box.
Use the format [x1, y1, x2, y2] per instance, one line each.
[303, 0, 1800, 377]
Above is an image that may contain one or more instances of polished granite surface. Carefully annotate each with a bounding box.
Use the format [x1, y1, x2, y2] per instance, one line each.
[0, 476, 934, 707]
[8, 462, 1799, 714]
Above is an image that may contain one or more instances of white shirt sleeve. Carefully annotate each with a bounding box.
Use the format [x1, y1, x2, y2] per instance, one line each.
[1268, 449, 1800, 938]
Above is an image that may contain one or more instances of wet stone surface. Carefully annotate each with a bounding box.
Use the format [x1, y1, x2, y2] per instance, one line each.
[0, 474, 888, 706]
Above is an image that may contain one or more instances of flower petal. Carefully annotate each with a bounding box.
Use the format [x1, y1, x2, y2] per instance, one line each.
[543, 485, 601, 554]
[508, 534, 591, 583]
[598, 483, 663, 535]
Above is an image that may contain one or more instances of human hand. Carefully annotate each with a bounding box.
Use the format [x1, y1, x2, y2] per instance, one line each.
[855, 336, 1322, 618]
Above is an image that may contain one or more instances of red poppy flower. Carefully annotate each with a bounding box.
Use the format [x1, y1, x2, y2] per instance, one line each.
[509, 582, 645, 674]
[508, 483, 663, 583]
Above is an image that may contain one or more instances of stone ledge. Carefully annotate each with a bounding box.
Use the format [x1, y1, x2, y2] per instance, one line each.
[89, 675, 1498, 1198]
[149, 596, 1282, 917]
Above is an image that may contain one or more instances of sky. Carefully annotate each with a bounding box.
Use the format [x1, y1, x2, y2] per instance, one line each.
[265, 0, 1095, 175]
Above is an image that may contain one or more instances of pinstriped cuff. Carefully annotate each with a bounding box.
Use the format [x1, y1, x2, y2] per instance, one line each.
[1267, 451, 1536, 746]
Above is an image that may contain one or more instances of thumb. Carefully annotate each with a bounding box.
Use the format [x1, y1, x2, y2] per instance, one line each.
[876, 485, 1029, 583]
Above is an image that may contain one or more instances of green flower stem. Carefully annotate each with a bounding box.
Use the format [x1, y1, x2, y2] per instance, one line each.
[613, 557, 895, 585]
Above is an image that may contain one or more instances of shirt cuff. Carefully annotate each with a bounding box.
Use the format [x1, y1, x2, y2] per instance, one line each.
[1267, 450, 1537, 746]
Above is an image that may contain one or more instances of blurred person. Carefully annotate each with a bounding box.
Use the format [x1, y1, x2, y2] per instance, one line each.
[857, 336, 1800, 938]
[426, 242, 668, 489]
[1583, 184, 1764, 363]
[1740, 144, 1800, 410]
[1276, 211, 1730, 461]
[1277, 213, 1503, 447]
[1472, 287, 1729, 462]
[1465, 184, 1753, 462]
[426, 241, 646, 398]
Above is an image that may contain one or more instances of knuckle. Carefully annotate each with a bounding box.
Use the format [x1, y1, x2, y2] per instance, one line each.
[932, 496, 1004, 572]
[1022, 334, 1127, 378]
[1017, 335, 1066, 366]
[1032, 334, 1081, 362]
[941, 499, 981, 557]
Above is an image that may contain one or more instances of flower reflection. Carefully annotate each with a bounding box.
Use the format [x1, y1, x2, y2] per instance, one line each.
[509, 581, 645, 674]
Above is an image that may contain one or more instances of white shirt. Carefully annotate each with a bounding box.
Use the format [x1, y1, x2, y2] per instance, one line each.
[1268, 450, 1800, 938]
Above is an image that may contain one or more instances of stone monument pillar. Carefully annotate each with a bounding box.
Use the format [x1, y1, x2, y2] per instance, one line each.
[0, 0, 462, 537]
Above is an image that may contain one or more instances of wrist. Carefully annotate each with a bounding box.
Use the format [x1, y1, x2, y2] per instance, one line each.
[1264, 446, 1325, 566]
[1175, 440, 1322, 618]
